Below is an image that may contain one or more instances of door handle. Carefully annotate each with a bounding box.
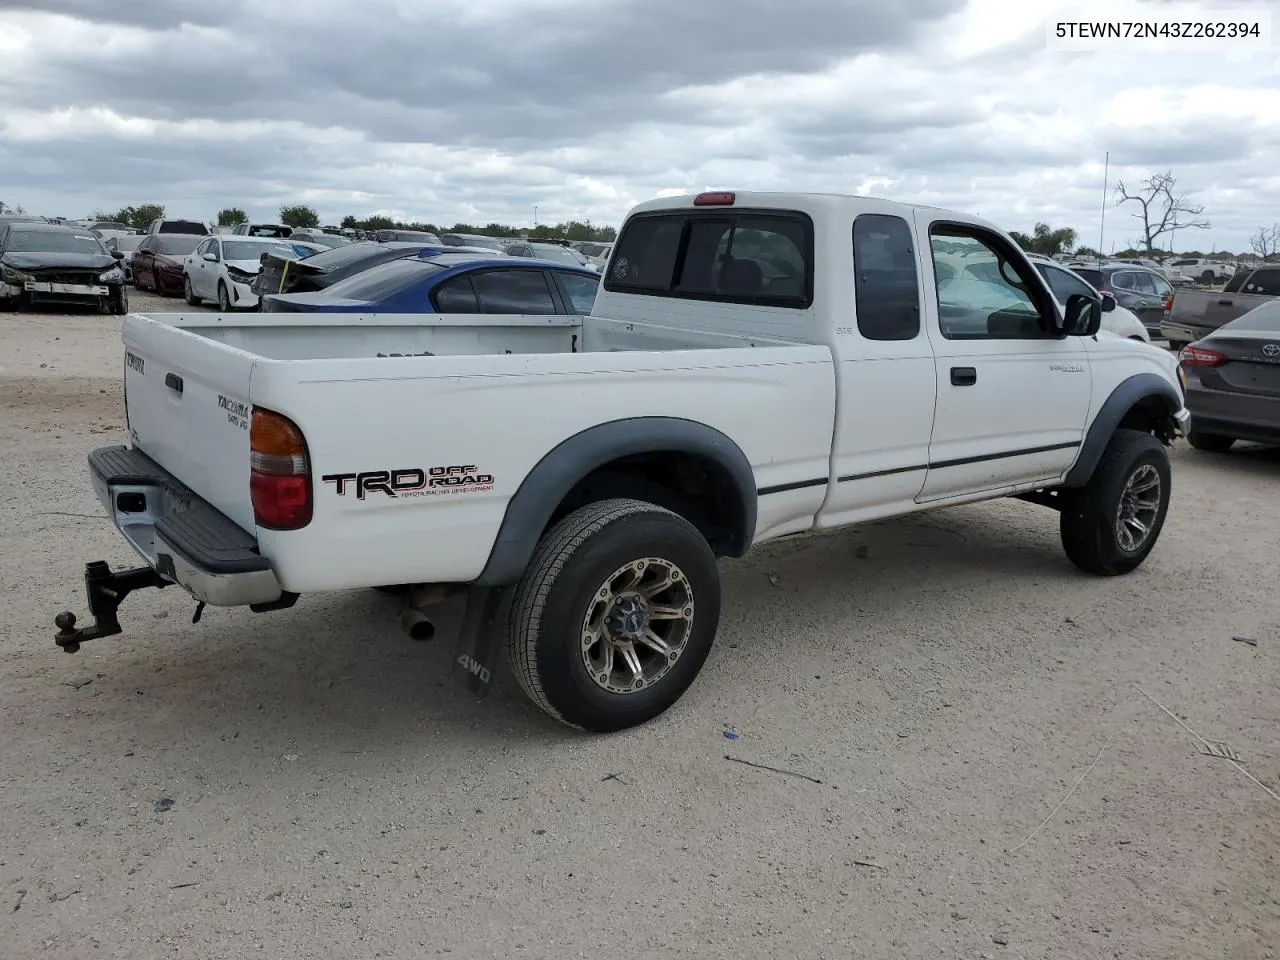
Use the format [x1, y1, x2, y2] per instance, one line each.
[950, 366, 977, 386]
[164, 373, 183, 394]
[1218, 299, 1233, 306]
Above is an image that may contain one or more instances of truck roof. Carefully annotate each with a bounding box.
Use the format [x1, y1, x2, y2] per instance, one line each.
[627, 191, 999, 232]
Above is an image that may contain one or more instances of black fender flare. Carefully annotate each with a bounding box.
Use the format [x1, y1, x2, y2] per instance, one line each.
[473, 417, 758, 587]
[1063, 373, 1181, 487]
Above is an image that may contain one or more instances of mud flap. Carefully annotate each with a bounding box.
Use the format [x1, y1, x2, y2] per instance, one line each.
[451, 585, 515, 697]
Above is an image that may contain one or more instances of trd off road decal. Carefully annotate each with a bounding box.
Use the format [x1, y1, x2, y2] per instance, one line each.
[322, 465, 495, 500]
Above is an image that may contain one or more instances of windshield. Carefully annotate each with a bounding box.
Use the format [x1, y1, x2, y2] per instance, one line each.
[1222, 300, 1280, 333]
[156, 235, 203, 256]
[90, 222, 130, 232]
[531, 244, 586, 264]
[4, 229, 106, 255]
[320, 258, 447, 300]
[222, 239, 290, 261]
[110, 236, 143, 252]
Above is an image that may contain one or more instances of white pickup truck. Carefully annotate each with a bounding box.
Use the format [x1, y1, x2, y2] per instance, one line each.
[55, 191, 1189, 732]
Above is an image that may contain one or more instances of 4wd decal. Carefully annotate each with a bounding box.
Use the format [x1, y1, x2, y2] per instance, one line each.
[125, 351, 145, 374]
[322, 465, 495, 500]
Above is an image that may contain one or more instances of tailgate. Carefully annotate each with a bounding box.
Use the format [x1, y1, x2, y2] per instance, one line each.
[122, 315, 258, 531]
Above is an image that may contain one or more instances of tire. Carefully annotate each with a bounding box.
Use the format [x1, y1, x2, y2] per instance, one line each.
[1200, 270, 1215, 285]
[1059, 429, 1171, 576]
[1187, 429, 1234, 453]
[217, 282, 232, 312]
[507, 498, 720, 732]
[152, 269, 164, 296]
[108, 287, 128, 315]
[184, 276, 200, 306]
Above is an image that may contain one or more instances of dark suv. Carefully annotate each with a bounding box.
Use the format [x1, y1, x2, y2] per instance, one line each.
[1069, 263, 1173, 335]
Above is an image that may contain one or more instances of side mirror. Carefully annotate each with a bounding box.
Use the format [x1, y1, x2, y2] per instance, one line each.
[203, 253, 218, 262]
[1099, 291, 1116, 312]
[111, 250, 124, 260]
[1063, 293, 1102, 337]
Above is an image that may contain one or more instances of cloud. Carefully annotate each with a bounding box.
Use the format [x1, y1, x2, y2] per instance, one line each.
[0, 0, 1277, 250]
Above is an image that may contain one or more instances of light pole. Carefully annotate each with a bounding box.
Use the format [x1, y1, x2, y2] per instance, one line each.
[533, 206, 538, 227]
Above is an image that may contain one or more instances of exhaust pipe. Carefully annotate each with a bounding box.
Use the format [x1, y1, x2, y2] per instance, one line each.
[399, 607, 436, 641]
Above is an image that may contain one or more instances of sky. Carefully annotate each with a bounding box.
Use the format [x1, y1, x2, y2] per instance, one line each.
[0, 0, 1277, 252]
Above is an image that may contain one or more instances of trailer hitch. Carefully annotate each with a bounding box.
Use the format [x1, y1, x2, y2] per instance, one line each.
[54, 560, 169, 653]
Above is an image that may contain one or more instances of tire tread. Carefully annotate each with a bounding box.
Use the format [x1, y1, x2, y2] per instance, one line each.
[507, 498, 684, 727]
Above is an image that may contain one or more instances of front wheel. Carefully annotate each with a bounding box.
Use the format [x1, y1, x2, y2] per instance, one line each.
[1059, 429, 1171, 576]
[108, 287, 129, 315]
[506, 498, 721, 732]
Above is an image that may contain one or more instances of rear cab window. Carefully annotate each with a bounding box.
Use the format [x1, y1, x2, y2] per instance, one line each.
[852, 214, 920, 340]
[604, 208, 813, 308]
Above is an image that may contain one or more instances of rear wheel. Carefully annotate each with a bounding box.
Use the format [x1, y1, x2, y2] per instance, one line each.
[217, 281, 232, 312]
[1200, 269, 1216, 284]
[507, 498, 720, 732]
[184, 276, 200, 306]
[1187, 429, 1234, 453]
[1060, 429, 1171, 576]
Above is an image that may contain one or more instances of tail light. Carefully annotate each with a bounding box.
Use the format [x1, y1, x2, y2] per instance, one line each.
[1179, 346, 1227, 367]
[1163, 292, 1174, 316]
[250, 408, 312, 530]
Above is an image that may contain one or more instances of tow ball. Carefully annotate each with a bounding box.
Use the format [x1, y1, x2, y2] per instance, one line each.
[54, 560, 169, 653]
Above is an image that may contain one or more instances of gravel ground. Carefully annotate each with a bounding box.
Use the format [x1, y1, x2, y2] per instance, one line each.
[1, 294, 1277, 960]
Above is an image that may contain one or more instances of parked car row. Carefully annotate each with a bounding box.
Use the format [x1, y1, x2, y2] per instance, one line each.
[0, 220, 130, 313]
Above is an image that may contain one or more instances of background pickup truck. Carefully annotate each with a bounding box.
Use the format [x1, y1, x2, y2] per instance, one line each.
[56, 191, 1188, 733]
[1162, 265, 1280, 348]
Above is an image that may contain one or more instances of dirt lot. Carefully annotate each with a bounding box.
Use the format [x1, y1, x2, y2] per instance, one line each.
[1, 294, 1277, 960]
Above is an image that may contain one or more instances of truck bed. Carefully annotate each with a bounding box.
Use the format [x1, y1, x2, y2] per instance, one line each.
[1163, 289, 1274, 344]
[149, 310, 801, 360]
[119, 311, 836, 590]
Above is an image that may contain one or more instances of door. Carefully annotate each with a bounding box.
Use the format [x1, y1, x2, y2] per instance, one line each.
[915, 214, 1093, 501]
[817, 211, 935, 527]
[191, 239, 213, 297]
[1111, 270, 1164, 332]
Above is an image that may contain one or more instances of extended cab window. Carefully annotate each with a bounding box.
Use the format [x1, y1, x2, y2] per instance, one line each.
[852, 214, 919, 340]
[605, 210, 812, 308]
[929, 227, 1051, 339]
[1243, 269, 1280, 295]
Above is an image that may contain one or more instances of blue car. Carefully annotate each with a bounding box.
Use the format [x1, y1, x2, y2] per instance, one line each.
[260, 253, 601, 315]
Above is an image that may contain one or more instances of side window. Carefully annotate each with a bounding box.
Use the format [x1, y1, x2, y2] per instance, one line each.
[605, 211, 812, 307]
[553, 272, 600, 314]
[1128, 272, 1156, 294]
[1110, 270, 1136, 291]
[929, 227, 1049, 340]
[1038, 264, 1095, 301]
[195, 239, 211, 258]
[1151, 275, 1172, 298]
[852, 214, 919, 341]
[471, 269, 557, 314]
[431, 274, 480, 312]
[1249, 269, 1280, 295]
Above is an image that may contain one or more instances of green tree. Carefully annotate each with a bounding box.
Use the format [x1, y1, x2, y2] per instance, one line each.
[101, 204, 166, 229]
[217, 207, 247, 227]
[362, 215, 395, 231]
[279, 204, 319, 228]
[1009, 222, 1077, 256]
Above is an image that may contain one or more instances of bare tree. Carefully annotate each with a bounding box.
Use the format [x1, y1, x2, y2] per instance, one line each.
[1114, 171, 1209, 251]
[1250, 224, 1280, 259]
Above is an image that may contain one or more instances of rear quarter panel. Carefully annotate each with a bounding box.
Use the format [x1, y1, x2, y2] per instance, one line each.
[249, 347, 836, 592]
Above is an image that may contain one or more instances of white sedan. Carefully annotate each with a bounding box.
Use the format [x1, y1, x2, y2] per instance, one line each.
[182, 236, 293, 310]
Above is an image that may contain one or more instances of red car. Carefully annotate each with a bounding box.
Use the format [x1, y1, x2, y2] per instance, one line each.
[132, 234, 202, 296]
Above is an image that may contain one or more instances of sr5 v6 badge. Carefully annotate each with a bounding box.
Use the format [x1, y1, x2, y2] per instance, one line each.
[322, 464, 495, 500]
